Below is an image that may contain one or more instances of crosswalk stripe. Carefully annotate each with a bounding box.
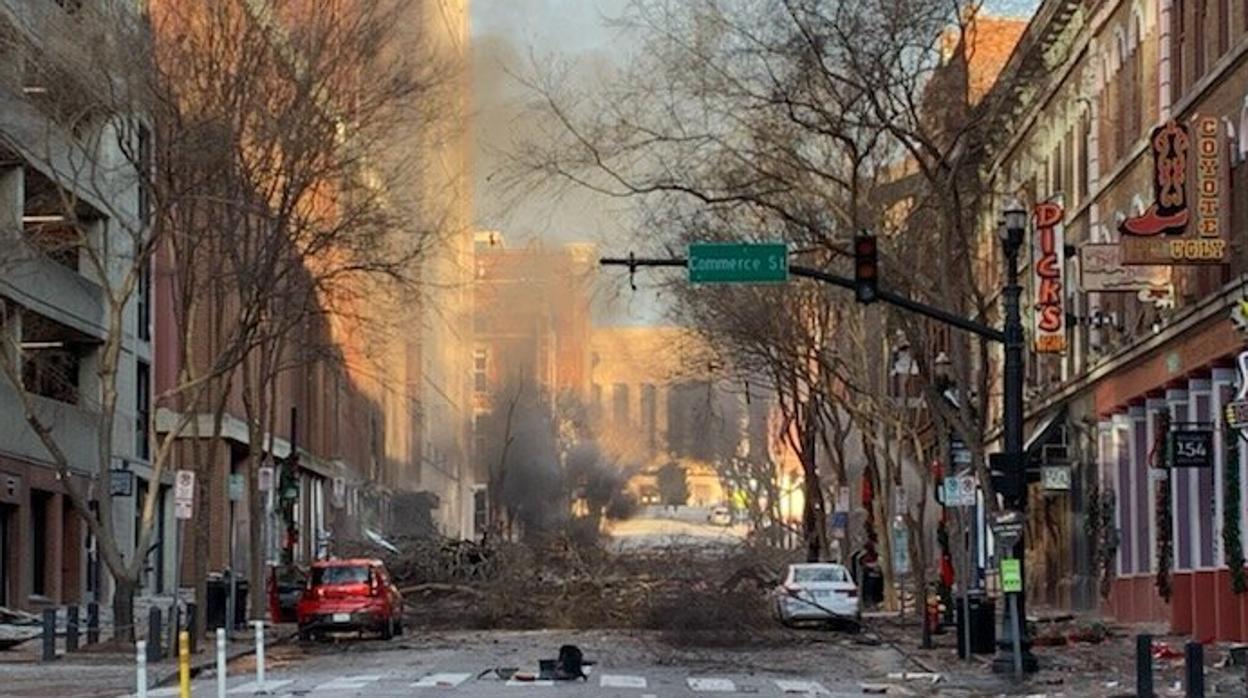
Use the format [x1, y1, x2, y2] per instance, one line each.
[412, 672, 473, 688]
[227, 679, 294, 694]
[313, 674, 382, 690]
[505, 678, 555, 687]
[600, 674, 647, 688]
[775, 679, 831, 694]
[687, 677, 736, 692]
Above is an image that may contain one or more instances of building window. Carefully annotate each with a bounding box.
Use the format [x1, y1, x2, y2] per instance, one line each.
[137, 259, 151, 341]
[136, 360, 150, 460]
[1219, 0, 1230, 56]
[1174, 0, 1186, 101]
[641, 384, 657, 457]
[1052, 142, 1063, 195]
[1078, 113, 1091, 198]
[1195, 0, 1206, 80]
[31, 491, 50, 596]
[137, 123, 152, 227]
[473, 349, 487, 393]
[22, 345, 81, 404]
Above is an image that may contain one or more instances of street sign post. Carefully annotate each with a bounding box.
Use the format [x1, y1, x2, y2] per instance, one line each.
[174, 470, 195, 520]
[688, 242, 788, 283]
[943, 475, 977, 507]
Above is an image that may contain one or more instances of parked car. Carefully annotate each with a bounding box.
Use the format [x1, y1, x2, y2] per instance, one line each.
[707, 505, 733, 526]
[296, 558, 404, 640]
[772, 563, 860, 628]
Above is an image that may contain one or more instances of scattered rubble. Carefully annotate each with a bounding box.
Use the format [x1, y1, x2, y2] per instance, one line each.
[0, 607, 41, 650]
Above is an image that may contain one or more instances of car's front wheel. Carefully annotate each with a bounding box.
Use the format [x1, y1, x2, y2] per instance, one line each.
[298, 624, 312, 642]
[380, 616, 394, 640]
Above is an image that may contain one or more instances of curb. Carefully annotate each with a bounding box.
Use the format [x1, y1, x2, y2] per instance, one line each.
[151, 632, 292, 689]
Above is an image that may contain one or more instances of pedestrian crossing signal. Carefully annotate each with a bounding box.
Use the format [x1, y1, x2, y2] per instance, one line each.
[854, 233, 878, 303]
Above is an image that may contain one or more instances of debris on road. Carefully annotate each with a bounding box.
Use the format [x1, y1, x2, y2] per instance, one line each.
[885, 671, 941, 684]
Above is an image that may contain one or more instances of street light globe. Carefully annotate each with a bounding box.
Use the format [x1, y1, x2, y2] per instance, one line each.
[1001, 198, 1027, 237]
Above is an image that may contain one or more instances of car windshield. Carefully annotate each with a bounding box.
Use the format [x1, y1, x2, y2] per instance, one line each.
[793, 566, 848, 583]
[312, 566, 371, 586]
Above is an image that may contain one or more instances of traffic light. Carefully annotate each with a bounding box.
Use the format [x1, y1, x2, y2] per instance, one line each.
[853, 232, 878, 303]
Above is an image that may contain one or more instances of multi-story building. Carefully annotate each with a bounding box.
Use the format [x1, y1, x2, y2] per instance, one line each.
[980, 0, 1248, 640]
[0, 0, 173, 610]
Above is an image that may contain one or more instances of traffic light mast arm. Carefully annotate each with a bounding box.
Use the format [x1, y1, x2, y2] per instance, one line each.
[598, 256, 1006, 344]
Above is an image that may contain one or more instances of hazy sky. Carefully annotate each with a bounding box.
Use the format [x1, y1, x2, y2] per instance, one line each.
[468, 0, 1042, 324]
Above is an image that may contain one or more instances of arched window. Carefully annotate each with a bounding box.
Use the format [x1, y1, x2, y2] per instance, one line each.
[1132, 9, 1145, 137]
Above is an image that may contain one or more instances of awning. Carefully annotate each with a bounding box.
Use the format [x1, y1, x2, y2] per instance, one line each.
[1024, 406, 1067, 462]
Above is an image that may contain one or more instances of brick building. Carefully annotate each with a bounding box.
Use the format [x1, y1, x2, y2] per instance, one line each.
[981, 0, 1248, 639]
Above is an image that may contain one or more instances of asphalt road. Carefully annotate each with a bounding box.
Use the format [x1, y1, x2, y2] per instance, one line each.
[117, 629, 909, 697]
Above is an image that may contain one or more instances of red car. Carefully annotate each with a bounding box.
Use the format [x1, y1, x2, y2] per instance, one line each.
[296, 558, 404, 640]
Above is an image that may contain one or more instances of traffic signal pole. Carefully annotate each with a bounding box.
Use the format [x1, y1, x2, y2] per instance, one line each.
[602, 250, 1033, 674]
[599, 256, 1005, 343]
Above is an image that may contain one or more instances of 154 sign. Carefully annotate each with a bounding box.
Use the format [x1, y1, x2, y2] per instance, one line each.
[1033, 200, 1066, 353]
[1168, 428, 1214, 468]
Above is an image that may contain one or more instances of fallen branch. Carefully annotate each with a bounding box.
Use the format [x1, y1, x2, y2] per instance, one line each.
[400, 583, 487, 599]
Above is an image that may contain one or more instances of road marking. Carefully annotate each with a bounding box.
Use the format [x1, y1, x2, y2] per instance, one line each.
[227, 679, 294, 694]
[505, 678, 555, 687]
[600, 674, 647, 688]
[776, 679, 831, 694]
[688, 677, 736, 691]
[413, 672, 473, 688]
[313, 674, 383, 690]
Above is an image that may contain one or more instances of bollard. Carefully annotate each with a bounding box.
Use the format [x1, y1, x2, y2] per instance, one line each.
[41, 608, 57, 661]
[178, 630, 191, 698]
[168, 603, 179, 660]
[147, 607, 163, 663]
[216, 628, 227, 698]
[186, 602, 198, 655]
[86, 602, 99, 645]
[66, 606, 79, 652]
[136, 640, 148, 698]
[1136, 633, 1154, 698]
[253, 620, 265, 686]
[1185, 641, 1205, 698]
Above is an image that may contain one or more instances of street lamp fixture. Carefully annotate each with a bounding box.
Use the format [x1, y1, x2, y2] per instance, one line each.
[1000, 199, 1027, 260]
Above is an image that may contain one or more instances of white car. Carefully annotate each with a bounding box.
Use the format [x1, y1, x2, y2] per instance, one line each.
[708, 505, 732, 526]
[773, 563, 861, 627]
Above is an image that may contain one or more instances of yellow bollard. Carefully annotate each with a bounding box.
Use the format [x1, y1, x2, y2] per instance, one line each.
[178, 630, 191, 698]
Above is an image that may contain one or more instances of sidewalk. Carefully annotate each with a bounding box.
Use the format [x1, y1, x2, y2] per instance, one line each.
[868, 613, 1248, 696]
[0, 625, 292, 697]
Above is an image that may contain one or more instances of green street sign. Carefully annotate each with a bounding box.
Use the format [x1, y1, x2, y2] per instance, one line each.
[688, 242, 788, 283]
[1001, 557, 1022, 593]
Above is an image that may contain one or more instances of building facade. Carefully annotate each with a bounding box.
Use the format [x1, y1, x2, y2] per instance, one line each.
[0, 0, 174, 611]
[982, 0, 1248, 639]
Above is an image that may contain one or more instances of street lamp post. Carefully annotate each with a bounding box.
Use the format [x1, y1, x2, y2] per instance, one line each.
[995, 200, 1037, 674]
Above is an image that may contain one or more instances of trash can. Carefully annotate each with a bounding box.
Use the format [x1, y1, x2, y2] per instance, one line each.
[206, 574, 249, 630]
[955, 593, 996, 657]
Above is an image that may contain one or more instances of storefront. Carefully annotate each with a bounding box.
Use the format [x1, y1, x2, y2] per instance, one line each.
[1093, 283, 1248, 641]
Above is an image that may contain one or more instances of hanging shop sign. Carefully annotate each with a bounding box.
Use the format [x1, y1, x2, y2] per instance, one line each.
[1032, 200, 1066, 353]
[110, 469, 134, 497]
[1168, 427, 1215, 468]
[1232, 298, 1248, 334]
[1041, 465, 1071, 491]
[1227, 350, 1248, 429]
[1079, 244, 1170, 292]
[1120, 117, 1227, 265]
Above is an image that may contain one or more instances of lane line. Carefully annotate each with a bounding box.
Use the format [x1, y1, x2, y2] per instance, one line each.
[687, 677, 736, 692]
[227, 679, 294, 694]
[600, 674, 648, 688]
[412, 672, 473, 688]
[313, 674, 383, 690]
[775, 679, 831, 694]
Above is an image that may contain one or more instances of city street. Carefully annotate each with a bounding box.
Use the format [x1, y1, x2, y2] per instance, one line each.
[605, 507, 747, 550]
[116, 630, 910, 698]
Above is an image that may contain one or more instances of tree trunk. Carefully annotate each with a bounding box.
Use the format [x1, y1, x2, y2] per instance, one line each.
[112, 574, 138, 642]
